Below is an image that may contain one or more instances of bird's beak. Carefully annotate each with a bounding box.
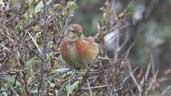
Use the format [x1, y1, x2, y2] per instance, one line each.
[77, 32, 82, 38]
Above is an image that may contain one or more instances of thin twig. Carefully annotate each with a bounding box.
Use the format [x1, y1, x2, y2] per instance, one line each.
[82, 85, 112, 90]
[160, 85, 171, 96]
[87, 79, 93, 96]
[128, 61, 143, 96]
[120, 66, 139, 86]
[145, 61, 152, 81]
[11, 88, 19, 96]
[26, 30, 43, 56]
[145, 71, 159, 95]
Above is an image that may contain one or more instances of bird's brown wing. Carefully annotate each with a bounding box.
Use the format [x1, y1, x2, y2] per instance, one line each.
[75, 39, 99, 64]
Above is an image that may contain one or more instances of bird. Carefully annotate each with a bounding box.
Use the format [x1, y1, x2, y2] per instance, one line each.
[60, 24, 99, 69]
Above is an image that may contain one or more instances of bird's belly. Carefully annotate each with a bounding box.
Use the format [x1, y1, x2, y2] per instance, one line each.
[68, 44, 85, 68]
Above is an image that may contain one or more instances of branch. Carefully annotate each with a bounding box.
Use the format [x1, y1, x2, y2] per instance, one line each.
[39, 0, 48, 96]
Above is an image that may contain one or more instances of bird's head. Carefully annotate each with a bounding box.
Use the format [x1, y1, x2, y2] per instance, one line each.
[66, 24, 83, 41]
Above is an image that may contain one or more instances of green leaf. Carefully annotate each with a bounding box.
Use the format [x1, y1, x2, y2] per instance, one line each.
[67, 1, 77, 12]
[62, 1, 77, 16]
[35, 0, 52, 13]
[35, 1, 43, 13]
[28, 0, 35, 8]
[64, 81, 79, 96]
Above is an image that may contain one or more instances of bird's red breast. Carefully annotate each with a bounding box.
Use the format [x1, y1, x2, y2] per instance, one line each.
[60, 38, 99, 69]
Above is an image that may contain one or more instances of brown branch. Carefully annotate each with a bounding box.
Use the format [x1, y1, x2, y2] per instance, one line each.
[39, 0, 48, 96]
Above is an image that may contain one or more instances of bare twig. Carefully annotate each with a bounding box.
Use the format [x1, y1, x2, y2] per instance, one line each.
[87, 79, 93, 96]
[145, 71, 159, 95]
[11, 88, 19, 96]
[82, 85, 112, 90]
[128, 61, 143, 96]
[39, 0, 48, 96]
[145, 61, 152, 81]
[120, 66, 139, 86]
[26, 30, 43, 56]
[160, 85, 171, 96]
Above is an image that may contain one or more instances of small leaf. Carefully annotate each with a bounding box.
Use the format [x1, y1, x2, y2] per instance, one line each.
[35, 1, 43, 13]
[65, 81, 79, 95]
[35, 0, 52, 13]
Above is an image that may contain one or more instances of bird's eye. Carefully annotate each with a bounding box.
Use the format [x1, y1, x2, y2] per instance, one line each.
[71, 30, 77, 33]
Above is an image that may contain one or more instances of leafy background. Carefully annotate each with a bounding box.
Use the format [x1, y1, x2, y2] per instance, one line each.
[0, 0, 171, 96]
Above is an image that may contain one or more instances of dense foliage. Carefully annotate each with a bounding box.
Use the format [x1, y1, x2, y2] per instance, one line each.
[0, 0, 171, 96]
